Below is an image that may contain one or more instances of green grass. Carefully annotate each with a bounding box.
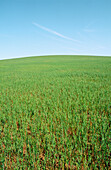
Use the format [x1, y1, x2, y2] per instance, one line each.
[0, 55, 111, 169]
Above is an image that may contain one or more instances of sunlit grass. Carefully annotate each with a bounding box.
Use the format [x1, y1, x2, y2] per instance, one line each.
[0, 55, 111, 169]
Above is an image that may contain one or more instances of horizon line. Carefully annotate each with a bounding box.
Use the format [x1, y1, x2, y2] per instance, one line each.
[0, 54, 111, 61]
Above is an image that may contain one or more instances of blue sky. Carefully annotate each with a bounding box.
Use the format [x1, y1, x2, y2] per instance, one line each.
[0, 0, 111, 60]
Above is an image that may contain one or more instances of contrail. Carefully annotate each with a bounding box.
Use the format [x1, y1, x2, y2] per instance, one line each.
[33, 22, 81, 43]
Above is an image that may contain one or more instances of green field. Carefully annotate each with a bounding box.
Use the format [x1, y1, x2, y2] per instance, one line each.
[0, 55, 111, 169]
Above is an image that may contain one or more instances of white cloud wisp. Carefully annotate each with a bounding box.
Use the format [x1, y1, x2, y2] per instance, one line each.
[33, 22, 81, 43]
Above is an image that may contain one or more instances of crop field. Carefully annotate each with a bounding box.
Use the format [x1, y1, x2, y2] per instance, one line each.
[0, 55, 111, 169]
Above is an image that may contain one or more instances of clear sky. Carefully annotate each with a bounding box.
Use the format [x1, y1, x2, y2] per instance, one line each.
[0, 0, 111, 60]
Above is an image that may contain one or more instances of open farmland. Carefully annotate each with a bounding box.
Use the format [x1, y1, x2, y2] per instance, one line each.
[0, 55, 111, 169]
